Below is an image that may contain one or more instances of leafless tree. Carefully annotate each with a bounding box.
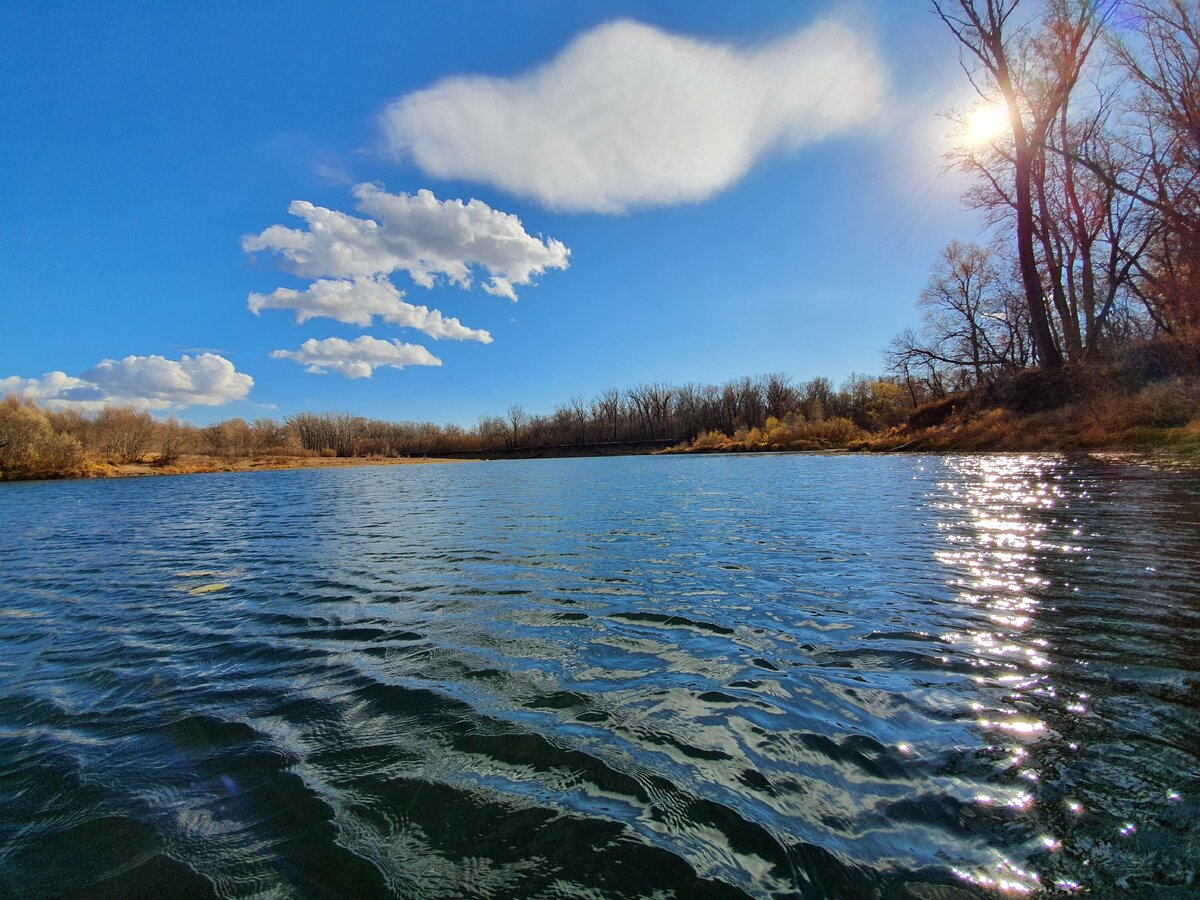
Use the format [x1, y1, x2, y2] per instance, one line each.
[93, 406, 155, 463]
[156, 417, 193, 466]
[1109, 0, 1200, 334]
[504, 405, 529, 448]
[887, 242, 1032, 392]
[934, 0, 1113, 367]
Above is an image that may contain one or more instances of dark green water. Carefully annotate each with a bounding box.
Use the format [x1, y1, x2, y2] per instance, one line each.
[0, 454, 1197, 898]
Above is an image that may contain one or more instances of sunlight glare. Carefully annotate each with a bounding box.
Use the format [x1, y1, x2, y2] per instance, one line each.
[964, 103, 1009, 147]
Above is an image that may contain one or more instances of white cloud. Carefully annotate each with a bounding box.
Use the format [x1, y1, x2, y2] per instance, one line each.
[0, 372, 101, 408]
[248, 275, 493, 342]
[269, 336, 442, 379]
[379, 17, 886, 213]
[0, 353, 254, 411]
[243, 184, 569, 301]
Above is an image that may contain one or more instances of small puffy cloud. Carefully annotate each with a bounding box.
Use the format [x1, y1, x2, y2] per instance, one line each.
[0, 353, 254, 411]
[0, 372, 103, 408]
[83, 354, 254, 406]
[243, 184, 569, 301]
[248, 275, 493, 342]
[269, 336, 442, 379]
[379, 18, 886, 213]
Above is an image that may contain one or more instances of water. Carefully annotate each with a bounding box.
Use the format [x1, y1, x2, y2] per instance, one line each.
[1, 454, 1197, 899]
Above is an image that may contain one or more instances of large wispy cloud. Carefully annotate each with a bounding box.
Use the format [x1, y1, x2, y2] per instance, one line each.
[248, 275, 493, 342]
[379, 18, 886, 213]
[269, 336, 442, 379]
[243, 184, 570, 301]
[1, 353, 254, 411]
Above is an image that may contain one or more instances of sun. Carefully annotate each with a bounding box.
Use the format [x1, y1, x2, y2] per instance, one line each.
[963, 103, 1010, 147]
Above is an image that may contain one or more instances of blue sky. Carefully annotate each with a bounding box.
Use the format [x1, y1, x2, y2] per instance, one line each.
[1, 1, 986, 425]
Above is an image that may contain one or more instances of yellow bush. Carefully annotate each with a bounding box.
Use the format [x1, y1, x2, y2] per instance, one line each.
[0, 397, 85, 479]
[675, 414, 866, 453]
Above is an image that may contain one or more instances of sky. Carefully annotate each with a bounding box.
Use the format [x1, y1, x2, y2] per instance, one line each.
[0, 1, 990, 426]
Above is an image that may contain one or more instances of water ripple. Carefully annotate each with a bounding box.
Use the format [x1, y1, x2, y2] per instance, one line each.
[1, 453, 1197, 897]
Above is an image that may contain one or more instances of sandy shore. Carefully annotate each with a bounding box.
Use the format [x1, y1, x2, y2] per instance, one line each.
[92, 454, 473, 479]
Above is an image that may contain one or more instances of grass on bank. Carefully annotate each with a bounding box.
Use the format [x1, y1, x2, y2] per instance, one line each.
[668, 415, 866, 453]
[668, 350, 1200, 456]
[861, 381, 1200, 454]
[861, 352, 1200, 454]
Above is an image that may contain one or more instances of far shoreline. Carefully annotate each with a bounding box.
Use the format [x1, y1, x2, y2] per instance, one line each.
[75, 453, 473, 482]
[7, 437, 1198, 486]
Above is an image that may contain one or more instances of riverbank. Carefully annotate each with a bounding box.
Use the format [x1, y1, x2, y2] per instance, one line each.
[79, 453, 470, 480]
[666, 358, 1200, 456]
[663, 411, 1200, 456]
[8, 416, 1200, 483]
[860, 410, 1200, 454]
[5, 348, 1199, 482]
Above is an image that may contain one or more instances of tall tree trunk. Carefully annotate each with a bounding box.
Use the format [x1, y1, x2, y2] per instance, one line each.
[1034, 163, 1082, 360]
[1015, 145, 1064, 367]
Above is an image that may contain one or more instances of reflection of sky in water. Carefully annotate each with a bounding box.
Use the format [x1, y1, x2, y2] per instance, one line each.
[0, 455, 1197, 897]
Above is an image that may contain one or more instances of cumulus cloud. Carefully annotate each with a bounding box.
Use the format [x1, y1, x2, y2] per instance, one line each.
[243, 184, 569, 301]
[379, 18, 886, 213]
[269, 336, 442, 379]
[248, 275, 493, 342]
[0, 353, 254, 411]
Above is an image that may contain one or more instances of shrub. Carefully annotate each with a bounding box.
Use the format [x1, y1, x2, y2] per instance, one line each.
[155, 418, 193, 466]
[983, 367, 1079, 414]
[0, 397, 85, 479]
[908, 396, 959, 429]
[353, 437, 390, 457]
[1113, 339, 1200, 386]
[93, 406, 155, 463]
[1093, 379, 1199, 431]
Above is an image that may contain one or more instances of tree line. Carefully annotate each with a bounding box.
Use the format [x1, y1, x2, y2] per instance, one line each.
[0, 371, 923, 477]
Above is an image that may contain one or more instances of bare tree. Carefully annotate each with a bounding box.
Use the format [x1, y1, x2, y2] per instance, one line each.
[887, 242, 1031, 392]
[93, 406, 155, 463]
[592, 389, 626, 442]
[762, 373, 799, 420]
[1110, 0, 1200, 334]
[203, 418, 252, 458]
[934, 0, 1112, 367]
[505, 405, 529, 449]
[155, 417, 193, 466]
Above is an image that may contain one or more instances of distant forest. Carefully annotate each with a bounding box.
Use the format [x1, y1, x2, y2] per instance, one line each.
[0, 371, 912, 475]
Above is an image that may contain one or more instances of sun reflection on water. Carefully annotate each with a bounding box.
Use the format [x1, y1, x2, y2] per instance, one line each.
[933, 455, 1071, 895]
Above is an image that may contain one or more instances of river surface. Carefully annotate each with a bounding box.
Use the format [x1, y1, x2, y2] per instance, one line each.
[0, 454, 1197, 898]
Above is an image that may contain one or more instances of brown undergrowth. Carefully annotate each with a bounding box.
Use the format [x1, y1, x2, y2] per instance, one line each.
[5, 451, 466, 482]
[669, 352, 1200, 456]
[861, 351, 1200, 453]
